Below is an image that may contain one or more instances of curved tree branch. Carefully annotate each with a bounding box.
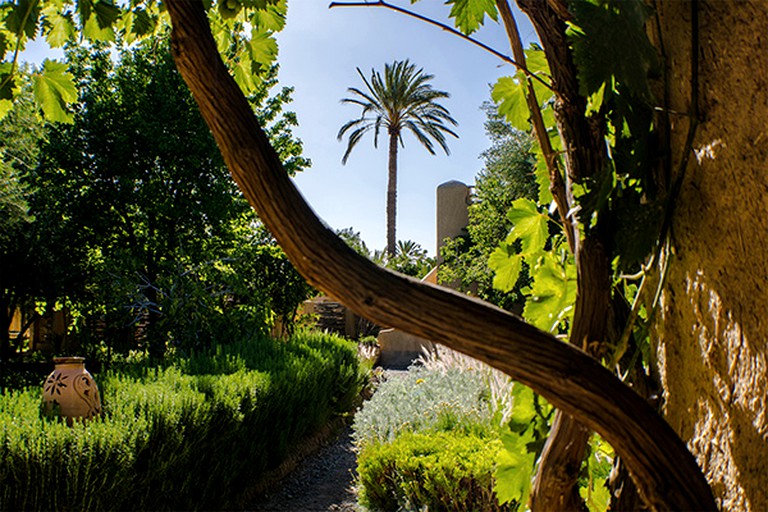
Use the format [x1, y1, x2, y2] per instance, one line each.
[163, 1, 715, 510]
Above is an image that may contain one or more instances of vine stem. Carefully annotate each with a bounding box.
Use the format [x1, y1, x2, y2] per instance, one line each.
[495, 0, 574, 252]
[328, 0, 553, 92]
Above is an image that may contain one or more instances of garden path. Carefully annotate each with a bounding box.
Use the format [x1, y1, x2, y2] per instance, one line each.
[246, 369, 408, 511]
[248, 424, 359, 511]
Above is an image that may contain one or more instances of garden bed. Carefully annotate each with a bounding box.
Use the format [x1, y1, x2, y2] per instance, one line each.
[0, 331, 366, 511]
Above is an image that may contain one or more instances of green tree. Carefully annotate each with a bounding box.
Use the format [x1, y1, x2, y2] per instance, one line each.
[32, 37, 309, 358]
[338, 60, 458, 257]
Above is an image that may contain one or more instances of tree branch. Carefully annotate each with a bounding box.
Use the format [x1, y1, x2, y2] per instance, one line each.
[328, 0, 553, 92]
[163, 1, 715, 510]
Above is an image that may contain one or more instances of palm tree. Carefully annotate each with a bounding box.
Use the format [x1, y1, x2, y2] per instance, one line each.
[338, 60, 458, 257]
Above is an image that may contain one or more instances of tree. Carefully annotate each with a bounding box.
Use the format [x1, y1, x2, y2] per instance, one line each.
[30, 37, 310, 358]
[337, 60, 458, 257]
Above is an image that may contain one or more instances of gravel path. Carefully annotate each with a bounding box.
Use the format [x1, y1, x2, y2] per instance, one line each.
[245, 369, 408, 511]
[247, 424, 361, 511]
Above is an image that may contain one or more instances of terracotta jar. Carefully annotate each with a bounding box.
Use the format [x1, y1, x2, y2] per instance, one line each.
[42, 357, 102, 424]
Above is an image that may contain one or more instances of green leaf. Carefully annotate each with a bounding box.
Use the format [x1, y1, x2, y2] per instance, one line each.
[122, 7, 154, 43]
[492, 76, 529, 131]
[0, 98, 12, 119]
[488, 244, 522, 293]
[249, 27, 278, 66]
[250, 0, 286, 31]
[531, 144, 554, 205]
[494, 426, 536, 506]
[5, 0, 41, 39]
[568, 0, 658, 100]
[523, 253, 576, 332]
[524, 45, 550, 77]
[446, 0, 498, 35]
[31, 60, 77, 123]
[92, 0, 120, 29]
[506, 197, 549, 255]
[232, 57, 256, 92]
[508, 383, 536, 433]
[42, 8, 76, 47]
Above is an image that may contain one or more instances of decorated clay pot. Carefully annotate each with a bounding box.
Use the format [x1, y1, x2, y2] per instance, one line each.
[42, 357, 101, 424]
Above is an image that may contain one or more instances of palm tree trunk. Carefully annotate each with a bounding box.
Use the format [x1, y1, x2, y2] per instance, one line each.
[386, 131, 398, 258]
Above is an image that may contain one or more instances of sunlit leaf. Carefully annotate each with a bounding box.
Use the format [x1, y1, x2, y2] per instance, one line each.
[446, 0, 498, 35]
[524, 253, 576, 332]
[489, 243, 522, 292]
[250, 0, 286, 31]
[249, 27, 278, 66]
[506, 197, 549, 255]
[0, 98, 12, 119]
[31, 60, 77, 123]
[531, 143, 554, 205]
[494, 426, 536, 506]
[492, 75, 529, 131]
[42, 9, 76, 47]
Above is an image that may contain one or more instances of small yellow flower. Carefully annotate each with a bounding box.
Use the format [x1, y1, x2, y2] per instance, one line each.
[415, 378, 425, 385]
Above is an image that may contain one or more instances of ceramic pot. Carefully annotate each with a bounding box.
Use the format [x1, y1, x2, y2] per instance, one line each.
[42, 357, 101, 423]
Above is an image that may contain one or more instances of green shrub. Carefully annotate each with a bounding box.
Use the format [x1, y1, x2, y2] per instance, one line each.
[357, 431, 514, 512]
[353, 366, 498, 448]
[0, 331, 365, 511]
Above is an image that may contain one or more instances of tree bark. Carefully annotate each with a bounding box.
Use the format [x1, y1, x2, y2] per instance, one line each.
[386, 130, 398, 258]
[163, 1, 716, 510]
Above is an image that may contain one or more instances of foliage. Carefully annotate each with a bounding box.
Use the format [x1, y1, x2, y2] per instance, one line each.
[357, 431, 512, 512]
[0, 0, 286, 123]
[437, 0, 661, 507]
[337, 227, 434, 279]
[0, 330, 365, 511]
[14, 37, 310, 360]
[353, 365, 498, 448]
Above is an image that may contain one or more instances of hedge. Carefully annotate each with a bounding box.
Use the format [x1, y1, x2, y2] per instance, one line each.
[357, 430, 513, 512]
[0, 331, 365, 511]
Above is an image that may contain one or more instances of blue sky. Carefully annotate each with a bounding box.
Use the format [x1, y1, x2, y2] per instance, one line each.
[279, 1, 537, 255]
[20, 1, 538, 256]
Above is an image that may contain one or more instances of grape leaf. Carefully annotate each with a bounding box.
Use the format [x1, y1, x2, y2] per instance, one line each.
[523, 253, 576, 332]
[568, 0, 658, 100]
[506, 197, 549, 255]
[249, 27, 278, 66]
[0, 98, 12, 119]
[41, 8, 76, 47]
[489, 243, 522, 293]
[494, 426, 536, 506]
[5, 0, 41, 39]
[121, 7, 154, 44]
[492, 76, 529, 131]
[251, 0, 286, 32]
[31, 60, 77, 123]
[446, 0, 498, 35]
[531, 146, 554, 205]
